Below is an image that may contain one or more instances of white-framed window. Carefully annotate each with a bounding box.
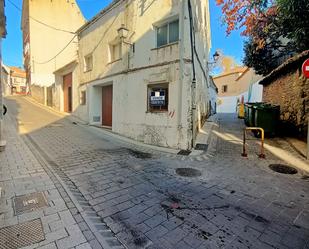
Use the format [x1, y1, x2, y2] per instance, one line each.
[156, 19, 179, 48]
[110, 43, 122, 62]
[84, 54, 93, 72]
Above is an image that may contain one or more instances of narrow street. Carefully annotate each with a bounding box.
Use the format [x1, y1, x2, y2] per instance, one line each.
[2, 96, 309, 249]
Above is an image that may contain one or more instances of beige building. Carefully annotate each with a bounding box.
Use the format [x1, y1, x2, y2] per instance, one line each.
[8, 66, 27, 94]
[21, 0, 85, 105]
[54, 0, 213, 150]
[213, 67, 263, 113]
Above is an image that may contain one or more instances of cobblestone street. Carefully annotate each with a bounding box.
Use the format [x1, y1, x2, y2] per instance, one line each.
[2, 96, 309, 249]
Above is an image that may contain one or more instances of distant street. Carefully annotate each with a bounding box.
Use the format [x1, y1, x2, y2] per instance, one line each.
[2, 96, 309, 249]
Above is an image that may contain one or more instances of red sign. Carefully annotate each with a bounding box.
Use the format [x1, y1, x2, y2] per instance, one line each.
[302, 58, 309, 78]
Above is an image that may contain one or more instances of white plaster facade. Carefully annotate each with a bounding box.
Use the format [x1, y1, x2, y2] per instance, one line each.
[1, 65, 10, 96]
[21, 0, 85, 88]
[55, 0, 212, 150]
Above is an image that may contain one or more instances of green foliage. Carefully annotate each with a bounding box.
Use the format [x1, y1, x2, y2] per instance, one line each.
[277, 0, 309, 52]
[243, 0, 308, 75]
[243, 39, 278, 76]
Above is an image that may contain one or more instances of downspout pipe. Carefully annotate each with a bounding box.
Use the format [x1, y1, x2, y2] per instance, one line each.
[187, 0, 196, 149]
[177, 0, 185, 145]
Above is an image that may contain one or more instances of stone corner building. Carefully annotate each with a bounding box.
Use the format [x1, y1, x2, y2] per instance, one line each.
[259, 50, 309, 138]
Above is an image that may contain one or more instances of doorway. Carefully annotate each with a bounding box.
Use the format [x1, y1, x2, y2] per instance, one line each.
[63, 73, 72, 113]
[102, 85, 113, 127]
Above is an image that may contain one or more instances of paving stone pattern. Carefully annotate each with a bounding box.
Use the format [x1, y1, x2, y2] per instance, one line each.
[5, 97, 309, 249]
[0, 115, 92, 248]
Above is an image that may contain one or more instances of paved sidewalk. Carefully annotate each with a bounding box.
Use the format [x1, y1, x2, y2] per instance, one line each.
[0, 115, 94, 248]
[5, 96, 309, 249]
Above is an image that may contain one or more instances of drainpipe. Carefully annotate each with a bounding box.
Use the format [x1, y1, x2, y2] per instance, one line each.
[187, 0, 196, 149]
[177, 0, 185, 145]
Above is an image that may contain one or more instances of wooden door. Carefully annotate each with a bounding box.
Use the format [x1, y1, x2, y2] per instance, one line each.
[63, 73, 72, 113]
[102, 85, 113, 127]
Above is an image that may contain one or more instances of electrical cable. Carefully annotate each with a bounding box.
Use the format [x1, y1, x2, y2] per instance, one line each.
[33, 34, 77, 64]
[26, 1, 121, 65]
[7, 0, 75, 34]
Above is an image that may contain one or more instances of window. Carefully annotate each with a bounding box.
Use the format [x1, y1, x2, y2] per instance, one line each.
[110, 43, 121, 62]
[80, 91, 86, 105]
[156, 20, 179, 47]
[148, 84, 169, 112]
[222, 85, 228, 93]
[84, 54, 93, 72]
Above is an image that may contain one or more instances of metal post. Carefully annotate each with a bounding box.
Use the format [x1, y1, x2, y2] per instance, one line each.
[241, 129, 247, 157]
[0, 37, 6, 152]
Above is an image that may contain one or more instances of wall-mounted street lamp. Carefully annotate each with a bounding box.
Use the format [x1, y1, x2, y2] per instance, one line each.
[208, 51, 220, 65]
[117, 24, 129, 39]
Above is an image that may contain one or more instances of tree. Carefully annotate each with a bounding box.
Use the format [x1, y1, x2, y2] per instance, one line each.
[243, 38, 281, 75]
[277, 0, 309, 52]
[216, 0, 274, 37]
[217, 0, 308, 75]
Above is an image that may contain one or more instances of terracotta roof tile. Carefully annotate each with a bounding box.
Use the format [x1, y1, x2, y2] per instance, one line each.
[9, 66, 26, 78]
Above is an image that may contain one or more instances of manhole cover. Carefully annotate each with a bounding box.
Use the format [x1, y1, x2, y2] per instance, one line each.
[269, 164, 298, 175]
[127, 149, 152, 159]
[13, 192, 48, 215]
[177, 150, 191, 156]
[176, 168, 202, 177]
[195, 143, 208, 151]
[0, 219, 45, 248]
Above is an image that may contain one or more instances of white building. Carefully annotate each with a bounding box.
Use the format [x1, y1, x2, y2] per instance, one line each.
[214, 67, 263, 113]
[54, 0, 213, 150]
[1, 65, 10, 96]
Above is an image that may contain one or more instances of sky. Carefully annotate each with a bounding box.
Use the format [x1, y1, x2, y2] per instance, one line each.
[2, 0, 245, 71]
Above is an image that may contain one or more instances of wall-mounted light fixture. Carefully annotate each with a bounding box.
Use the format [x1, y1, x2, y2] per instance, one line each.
[208, 51, 220, 65]
[117, 24, 129, 39]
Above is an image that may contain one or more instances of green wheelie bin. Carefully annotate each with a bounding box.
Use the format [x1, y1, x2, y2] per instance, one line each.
[254, 104, 280, 137]
[245, 103, 264, 127]
[244, 103, 251, 126]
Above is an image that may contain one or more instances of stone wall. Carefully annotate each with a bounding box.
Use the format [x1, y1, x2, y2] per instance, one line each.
[30, 85, 45, 105]
[263, 69, 309, 137]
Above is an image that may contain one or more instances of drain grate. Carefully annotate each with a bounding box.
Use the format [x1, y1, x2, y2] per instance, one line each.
[0, 219, 45, 249]
[269, 164, 298, 175]
[195, 144, 208, 151]
[176, 168, 202, 177]
[177, 150, 191, 156]
[13, 192, 48, 215]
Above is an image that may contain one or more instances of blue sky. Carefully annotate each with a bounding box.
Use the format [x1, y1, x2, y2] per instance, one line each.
[2, 0, 245, 69]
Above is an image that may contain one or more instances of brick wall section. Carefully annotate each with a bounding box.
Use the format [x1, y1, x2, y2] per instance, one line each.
[263, 69, 309, 137]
